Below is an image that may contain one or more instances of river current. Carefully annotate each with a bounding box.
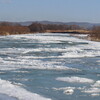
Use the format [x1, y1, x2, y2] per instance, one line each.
[0, 33, 100, 100]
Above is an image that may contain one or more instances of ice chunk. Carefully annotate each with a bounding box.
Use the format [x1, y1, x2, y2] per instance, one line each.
[56, 76, 94, 83]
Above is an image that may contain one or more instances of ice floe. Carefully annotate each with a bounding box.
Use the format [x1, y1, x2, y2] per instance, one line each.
[56, 76, 94, 83]
[0, 79, 51, 100]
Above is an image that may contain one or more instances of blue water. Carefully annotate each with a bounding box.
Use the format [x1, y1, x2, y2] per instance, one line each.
[0, 33, 100, 100]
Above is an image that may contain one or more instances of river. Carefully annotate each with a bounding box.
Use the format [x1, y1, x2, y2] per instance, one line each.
[0, 33, 100, 100]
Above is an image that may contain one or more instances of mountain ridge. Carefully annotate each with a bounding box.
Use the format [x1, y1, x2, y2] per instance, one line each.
[0, 21, 100, 29]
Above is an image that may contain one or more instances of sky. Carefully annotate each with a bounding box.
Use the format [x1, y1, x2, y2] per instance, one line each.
[0, 0, 100, 23]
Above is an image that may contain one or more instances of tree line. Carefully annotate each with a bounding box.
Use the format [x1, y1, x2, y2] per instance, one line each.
[28, 23, 81, 32]
[0, 22, 81, 35]
[0, 22, 30, 35]
[90, 26, 100, 40]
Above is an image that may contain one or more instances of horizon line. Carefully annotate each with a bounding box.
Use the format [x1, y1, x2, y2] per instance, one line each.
[0, 20, 100, 24]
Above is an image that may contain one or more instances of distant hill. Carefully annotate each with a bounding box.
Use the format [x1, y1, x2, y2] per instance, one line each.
[18, 21, 100, 29]
[64, 22, 100, 29]
[1, 21, 100, 29]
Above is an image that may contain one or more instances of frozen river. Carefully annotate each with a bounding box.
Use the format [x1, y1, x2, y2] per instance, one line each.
[0, 33, 100, 100]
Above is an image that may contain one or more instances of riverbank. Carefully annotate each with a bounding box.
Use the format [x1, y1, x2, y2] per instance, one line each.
[0, 29, 90, 35]
[0, 27, 99, 42]
[69, 33, 100, 42]
[45, 29, 90, 34]
[88, 36, 100, 42]
[0, 31, 100, 42]
[46, 30, 100, 41]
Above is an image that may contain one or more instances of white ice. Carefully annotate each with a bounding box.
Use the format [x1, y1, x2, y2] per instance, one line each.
[0, 79, 51, 100]
[56, 76, 94, 83]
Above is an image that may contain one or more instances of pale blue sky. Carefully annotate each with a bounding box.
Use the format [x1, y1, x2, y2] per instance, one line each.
[0, 0, 100, 23]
